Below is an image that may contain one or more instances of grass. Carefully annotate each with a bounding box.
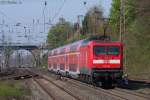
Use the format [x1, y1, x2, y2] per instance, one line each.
[0, 80, 22, 97]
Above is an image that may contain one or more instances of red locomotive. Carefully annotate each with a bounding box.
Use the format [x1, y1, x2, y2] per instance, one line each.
[48, 36, 123, 87]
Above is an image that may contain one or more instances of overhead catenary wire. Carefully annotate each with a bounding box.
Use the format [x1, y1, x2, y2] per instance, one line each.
[0, 0, 67, 43]
[42, 0, 47, 33]
[51, 0, 66, 23]
[0, 9, 18, 24]
[35, 0, 66, 31]
[83, 0, 88, 11]
[33, 0, 48, 34]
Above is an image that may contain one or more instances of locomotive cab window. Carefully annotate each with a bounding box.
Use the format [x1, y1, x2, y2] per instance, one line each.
[93, 46, 106, 55]
[108, 46, 120, 55]
[93, 46, 120, 55]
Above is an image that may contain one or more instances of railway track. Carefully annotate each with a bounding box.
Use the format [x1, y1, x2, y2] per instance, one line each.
[33, 76, 81, 100]
[33, 78, 55, 100]
[27, 68, 150, 100]
[2, 68, 149, 100]
[113, 88, 150, 100]
[0, 68, 38, 80]
[28, 69, 116, 100]
[65, 77, 150, 100]
[30, 71, 125, 100]
[65, 78, 127, 100]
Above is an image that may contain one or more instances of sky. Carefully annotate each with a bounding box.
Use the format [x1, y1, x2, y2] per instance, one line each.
[0, 0, 112, 45]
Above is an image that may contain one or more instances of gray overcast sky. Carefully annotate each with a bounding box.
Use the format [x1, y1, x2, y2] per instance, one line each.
[0, 0, 112, 44]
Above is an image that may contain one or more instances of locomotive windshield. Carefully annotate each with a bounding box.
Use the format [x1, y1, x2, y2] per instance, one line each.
[93, 46, 106, 55]
[108, 46, 120, 55]
[93, 46, 120, 55]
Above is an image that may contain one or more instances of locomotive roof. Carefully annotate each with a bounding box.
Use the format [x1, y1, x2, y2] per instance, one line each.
[49, 35, 122, 55]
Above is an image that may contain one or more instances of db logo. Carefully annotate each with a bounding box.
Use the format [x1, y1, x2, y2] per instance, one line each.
[104, 60, 109, 63]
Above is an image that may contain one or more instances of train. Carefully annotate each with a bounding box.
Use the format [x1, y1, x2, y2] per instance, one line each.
[48, 35, 123, 87]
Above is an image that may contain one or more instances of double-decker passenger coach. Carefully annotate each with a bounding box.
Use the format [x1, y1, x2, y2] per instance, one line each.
[48, 36, 123, 87]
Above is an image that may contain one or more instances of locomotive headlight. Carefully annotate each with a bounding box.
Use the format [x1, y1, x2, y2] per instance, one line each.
[93, 60, 104, 64]
[109, 60, 120, 64]
[93, 59, 120, 64]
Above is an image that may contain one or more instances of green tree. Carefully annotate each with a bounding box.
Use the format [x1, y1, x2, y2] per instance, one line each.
[82, 6, 104, 35]
[109, 0, 120, 39]
[109, 0, 150, 78]
[47, 18, 73, 49]
[109, 0, 136, 39]
[125, 0, 150, 77]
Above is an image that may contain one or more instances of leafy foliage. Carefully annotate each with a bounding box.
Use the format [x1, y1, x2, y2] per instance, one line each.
[82, 6, 104, 35]
[47, 18, 73, 49]
[109, 0, 136, 38]
[47, 6, 105, 49]
[109, 0, 120, 36]
[125, 0, 136, 25]
[110, 0, 150, 78]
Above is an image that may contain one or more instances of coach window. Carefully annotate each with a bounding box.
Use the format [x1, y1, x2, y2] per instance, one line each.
[54, 50, 57, 55]
[60, 48, 65, 54]
[60, 64, 65, 70]
[93, 46, 106, 55]
[69, 64, 77, 72]
[53, 64, 57, 69]
[70, 45, 77, 52]
[49, 64, 51, 68]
